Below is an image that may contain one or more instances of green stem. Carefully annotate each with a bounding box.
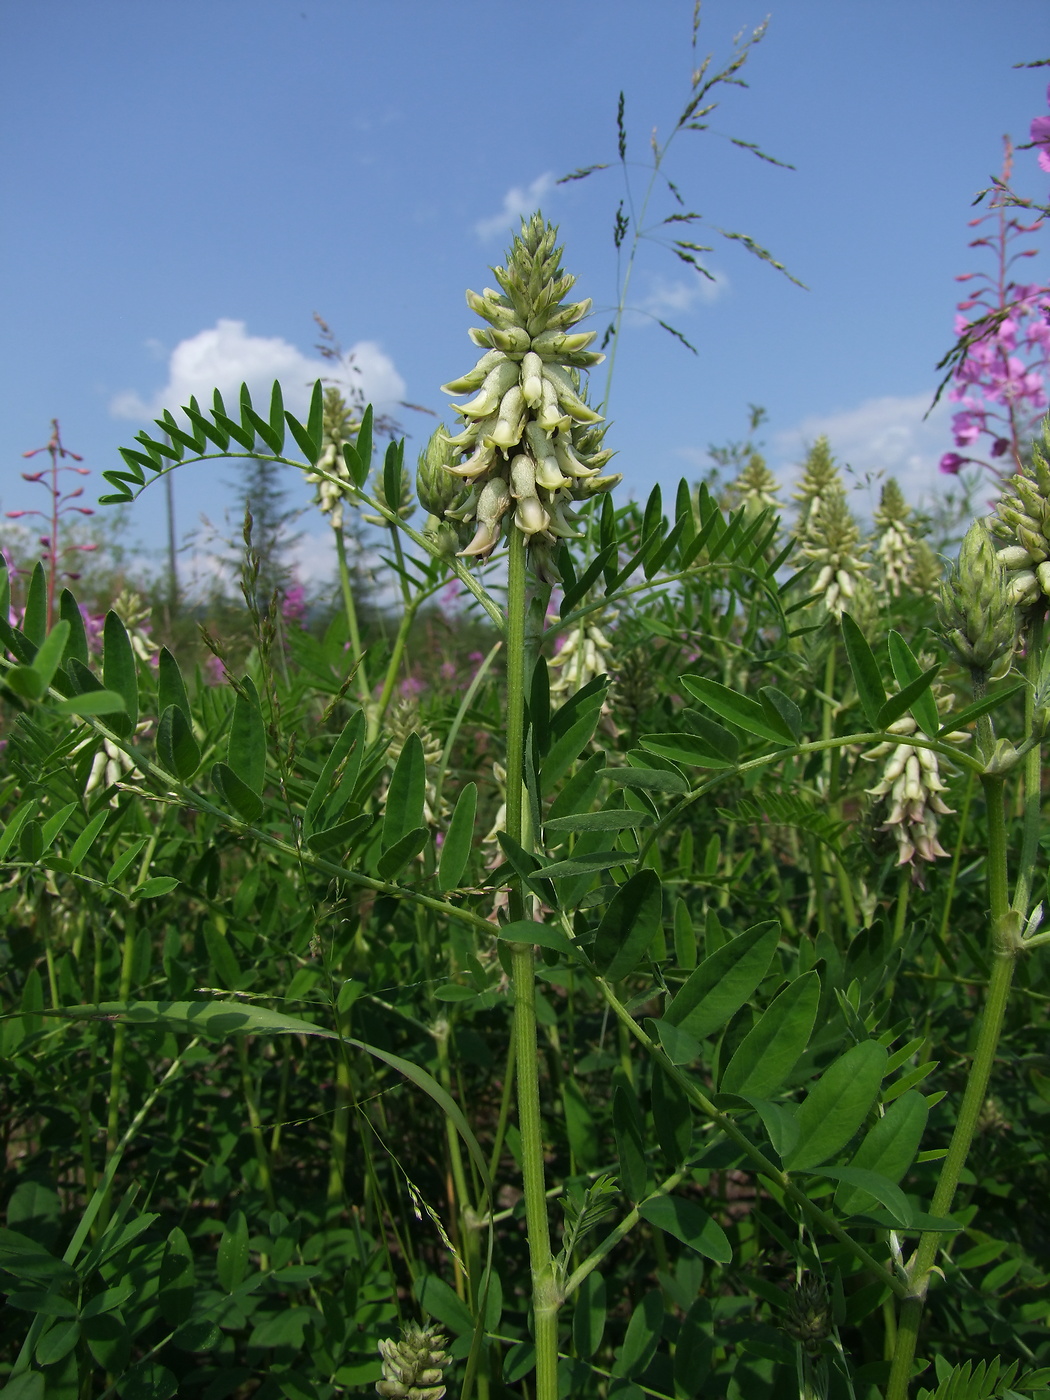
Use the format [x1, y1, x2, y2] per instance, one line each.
[511, 943, 559, 1400]
[885, 775, 1016, 1400]
[237, 1038, 277, 1214]
[334, 526, 372, 719]
[374, 600, 420, 729]
[504, 527, 559, 1400]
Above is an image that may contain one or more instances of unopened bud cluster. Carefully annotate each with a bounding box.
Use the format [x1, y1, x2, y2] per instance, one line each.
[731, 451, 780, 518]
[939, 521, 1018, 677]
[792, 436, 841, 529]
[990, 418, 1050, 607]
[429, 214, 620, 579]
[376, 1323, 450, 1399]
[306, 388, 359, 531]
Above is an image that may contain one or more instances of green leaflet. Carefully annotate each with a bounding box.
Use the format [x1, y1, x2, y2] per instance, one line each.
[59, 591, 89, 667]
[593, 868, 662, 981]
[783, 1040, 889, 1170]
[663, 920, 780, 1041]
[382, 732, 426, 850]
[304, 708, 365, 838]
[227, 676, 266, 794]
[613, 1085, 648, 1202]
[650, 1062, 692, 1168]
[23, 564, 47, 647]
[156, 705, 200, 781]
[841, 612, 885, 726]
[638, 1196, 732, 1264]
[376, 826, 429, 880]
[678, 673, 789, 745]
[157, 648, 191, 719]
[212, 762, 264, 823]
[887, 629, 940, 736]
[103, 611, 138, 736]
[541, 701, 605, 788]
[438, 782, 477, 892]
[216, 1210, 249, 1293]
[719, 971, 820, 1098]
[639, 732, 735, 769]
[834, 1089, 929, 1216]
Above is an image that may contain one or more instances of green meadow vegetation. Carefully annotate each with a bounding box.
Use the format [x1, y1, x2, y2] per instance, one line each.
[3, 21, 1050, 1400]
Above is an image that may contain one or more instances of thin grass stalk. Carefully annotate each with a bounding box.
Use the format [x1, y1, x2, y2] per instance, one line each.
[334, 525, 372, 722]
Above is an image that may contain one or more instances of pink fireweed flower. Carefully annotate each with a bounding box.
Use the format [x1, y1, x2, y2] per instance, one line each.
[1031, 85, 1050, 173]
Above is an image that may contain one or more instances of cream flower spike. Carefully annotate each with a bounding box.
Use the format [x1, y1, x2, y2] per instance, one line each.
[430, 213, 620, 580]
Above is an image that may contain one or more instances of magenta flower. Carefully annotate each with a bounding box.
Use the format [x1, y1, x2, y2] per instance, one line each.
[1031, 85, 1050, 173]
[939, 452, 966, 475]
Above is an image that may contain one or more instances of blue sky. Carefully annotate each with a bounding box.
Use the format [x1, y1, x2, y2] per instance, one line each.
[2, 0, 1047, 587]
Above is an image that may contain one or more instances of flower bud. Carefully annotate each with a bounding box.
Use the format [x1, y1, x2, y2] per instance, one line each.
[939, 520, 1018, 675]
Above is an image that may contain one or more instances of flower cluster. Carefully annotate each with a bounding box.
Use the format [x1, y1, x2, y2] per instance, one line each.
[730, 451, 780, 518]
[549, 613, 614, 701]
[376, 1323, 450, 1399]
[990, 418, 1050, 607]
[940, 520, 1019, 677]
[791, 436, 841, 529]
[863, 705, 968, 870]
[940, 138, 1050, 478]
[305, 387, 360, 530]
[434, 214, 619, 579]
[872, 478, 917, 598]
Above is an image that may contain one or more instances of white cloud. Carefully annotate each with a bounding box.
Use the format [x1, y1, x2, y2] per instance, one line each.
[772, 391, 953, 516]
[474, 173, 555, 240]
[630, 270, 728, 324]
[110, 319, 406, 424]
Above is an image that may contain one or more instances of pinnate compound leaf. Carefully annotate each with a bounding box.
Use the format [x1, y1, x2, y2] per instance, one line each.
[438, 781, 477, 892]
[639, 1196, 732, 1263]
[593, 868, 662, 981]
[720, 972, 820, 1097]
[679, 674, 789, 744]
[783, 1040, 889, 1170]
[228, 676, 266, 793]
[834, 1090, 929, 1216]
[841, 612, 885, 725]
[664, 920, 780, 1041]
